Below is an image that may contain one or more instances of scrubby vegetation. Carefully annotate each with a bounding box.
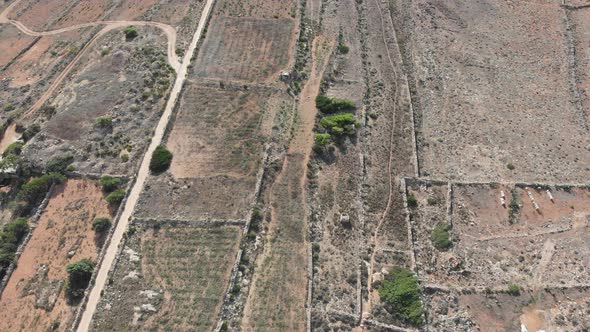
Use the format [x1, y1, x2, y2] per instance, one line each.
[315, 95, 355, 113]
[431, 224, 452, 250]
[92, 217, 112, 233]
[319, 113, 360, 136]
[66, 258, 94, 300]
[508, 189, 520, 224]
[95, 116, 113, 128]
[149, 145, 173, 174]
[313, 133, 331, 152]
[3, 141, 23, 156]
[378, 267, 424, 326]
[105, 189, 125, 206]
[99, 176, 121, 193]
[0, 217, 29, 279]
[507, 283, 521, 296]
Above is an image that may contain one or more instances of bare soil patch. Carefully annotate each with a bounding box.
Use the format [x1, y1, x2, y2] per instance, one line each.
[90, 224, 241, 332]
[571, 9, 590, 113]
[216, 0, 297, 19]
[0, 24, 35, 67]
[0, 178, 110, 332]
[192, 15, 294, 84]
[51, 0, 113, 29]
[8, 0, 73, 31]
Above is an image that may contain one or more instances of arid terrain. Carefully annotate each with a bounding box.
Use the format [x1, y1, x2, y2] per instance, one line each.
[1, 0, 590, 331]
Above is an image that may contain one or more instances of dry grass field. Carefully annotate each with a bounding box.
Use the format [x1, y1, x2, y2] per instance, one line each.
[90, 224, 241, 332]
[0, 179, 111, 332]
[406, 0, 590, 183]
[217, 0, 297, 19]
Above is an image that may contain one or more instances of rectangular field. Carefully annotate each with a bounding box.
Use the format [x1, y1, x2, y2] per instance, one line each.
[192, 16, 294, 83]
[0, 25, 36, 68]
[216, 0, 297, 19]
[135, 83, 288, 221]
[23, 27, 174, 176]
[0, 179, 111, 332]
[90, 224, 241, 332]
[571, 9, 590, 114]
[407, 0, 590, 183]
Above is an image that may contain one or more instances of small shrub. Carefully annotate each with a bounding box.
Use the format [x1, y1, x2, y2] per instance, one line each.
[95, 116, 112, 128]
[337, 43, 349, 54]
[66, 164, 75, 172]
[3, 141, 23, 156]
[105, 189, 125, 206]
[426, 197, 437, 205]
[3, 104, 15, 112]
[123, 26, 138, 39]
[507, 284, 521, 296]
[506, 163, 515, 170]
[313, 133, 331, 152]
[149, 146, 173, 174]
[66, 259, 94, 299]
[22, 124, 40, 142]
[508, 189, 520, 224]
[92, 218, 112, 233]
[99, 176, 121, 193]
[45, 154, 74, 173]
[406, 194, 418, 208]
[431, 224, 452, 250]
[378, 267, 424, 326]
[121, 153, 129, 162]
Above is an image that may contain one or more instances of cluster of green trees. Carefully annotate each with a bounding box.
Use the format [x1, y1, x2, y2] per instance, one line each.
[378, 267, 424, 326]
[99, 175, 125, 207]
[313, 95, 359, 151]
[149, 145, 173, 174]
[66, 258, 94, 300]
[315, 95, 355, 114]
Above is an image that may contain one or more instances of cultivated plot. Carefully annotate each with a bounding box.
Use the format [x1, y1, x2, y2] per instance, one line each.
[192, 15, 294, 83]
[409, 0, 590, 183]
[90, 224, 241, 332]
[0, 179, 111, 332]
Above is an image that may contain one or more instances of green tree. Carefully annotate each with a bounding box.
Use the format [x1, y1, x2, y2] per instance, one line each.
[105, 189, 125, 206]
[123, 26, 138, 39]
[378, 267, 424, 326]
[95, 116, 112, 128]
[45, 154, 74, 173]
[66, 259, 94, 299]
[149, 146, 173, 174]
[18, 173, 65, 203]
[431, 224, 452, 250]
[315, 95, 355, 113]
[320, 113, 359, 136]
[406, 194, 418, 208]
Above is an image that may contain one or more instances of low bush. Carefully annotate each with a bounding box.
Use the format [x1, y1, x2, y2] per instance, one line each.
[66, 259, 94, 300]
[21, 124, 40, 142]
[92, 218, 112, 233]
[431, 224, 452, 250]
[378, 267, 424, 326]
[406, 194, 418, 208]
[315, 95, 355, 113]
[105, 189, 125, 206]
[313, 133, 331, 152]
[149, 146, 173, 174]
[319, 113, 359, 136]
[507, 284, 521, 296]
[99, 176, 121, 193]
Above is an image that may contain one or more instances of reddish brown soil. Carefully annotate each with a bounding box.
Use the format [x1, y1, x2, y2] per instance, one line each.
[51, 0, 113, 29]
[0, 179, 111, 332]
[0, 24, 35, 67]
[109, 0, 159, 20]
[216, 0, 297, 19]
[9, 0, 69, 31]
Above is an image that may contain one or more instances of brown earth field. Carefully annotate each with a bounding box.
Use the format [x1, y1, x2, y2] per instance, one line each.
[0, 24, 35, 68]
[192, 15, 295, 84]
[571, 8, 590, 113]
[23, 26, 175, 176]
[7, 0, 76, 31]
[135, 82, 290, 221]
[0, 178, 111, 332]
[90, 223, 241, 332]
[409, 182, 590, 288]
[400, 0, 590, 183]
[216, 0, 298, 19]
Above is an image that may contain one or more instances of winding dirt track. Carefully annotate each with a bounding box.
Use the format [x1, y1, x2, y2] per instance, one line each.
[0, 0, 180, 119]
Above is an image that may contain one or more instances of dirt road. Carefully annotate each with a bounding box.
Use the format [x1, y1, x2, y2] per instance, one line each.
[75, 0, 216, 330]
[0, 0, 181, 120]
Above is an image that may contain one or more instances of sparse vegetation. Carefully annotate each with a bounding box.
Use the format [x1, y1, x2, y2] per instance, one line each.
[507, 163, 515, 170]
[378, 267, 424, 326]
[18, 173, 65, 204]
[315, 95, 356, 113]
[508, 189, 520, 224]
[92, 218, 112, 233]
[431, 224, 452, 250]
[149, 145, 173, 174]
[3, 141, 23, 156]
[426, 197, 437, 205]
[313, 133, 331, 151]
[66, 258, 94, 300]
